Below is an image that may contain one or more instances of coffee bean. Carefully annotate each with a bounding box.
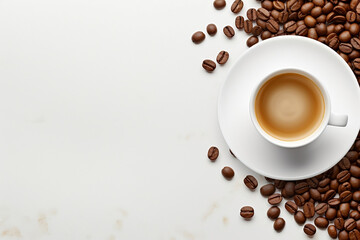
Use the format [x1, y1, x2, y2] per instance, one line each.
[330, 179, 340, 190]
[318, 185, 330, 193]
[304, 223, 316, 236]
[207, 24, 217, 36]
[216, 51, 229, 65]
[338, 170, 351, 183]
[313, 0, 325, 6]
[243, 175, 258, 189]
[274, 180, 286, 189]
[202, 60, 216, 72]
[316, 203, 329, 215]
[326, 208, 338, 220]
[305, 15, 317, 27]
[285, 201, 297, 214]
[294, 211, 306, 224]
[329, 198, 341, 207]
[319, 178, 330, 188]
[208, 146, 219, 161]
[324, 190, 337, 201]
[284, 21, 297, 32]
[351, 165, 360, 177]
[213, 0, 226, 10]
[309, 189, 321, 201]
[302, 191, 311, 201]
[266, 19, 279, 33]
[261, 184, 275, 196]
[308, 28, 318, 39]
[221, 166, 234, 179]
[340, 31, 352, 42]
[311, 6, 323, 17]
[274, 218, 285, 231]
[262, 0, 273, 11]
[246, 36, 259, 47]
[349, 229, 360, 240]
[268, 193, 282, 205]
[350, 210, 360, 220]
[350, 23, 360, 35]
[282, 182, 295, 198]
[334, 5, 347, 15]
[247, 8, 257, 21]
[301, 2, 315, 14]
[287, 0, 301, 12]
[315, 23, 327, 36]
[323, 2, 334, 14]
[351, 38, 360, 50]
[304, 202, 315, 218]
[261, 30, 272, 40]
[340, 203, 351, 218]
[278, 11, 289, 23]
[340, 191, 353, 202]
[353, 191, 360, 201]
[267, 206, 280, 219]
[295, 182, 309, 194]
[335, 218, 345, 230]
[257, 8, 270, 21]
[235, 16, 245, 30]
[296, 24, 308, 36]
[347, 151, 359, 161]
[252, 26, 263, 36]
[339, 157, 352, 169]
[307, 177, 319, 189]
[345, 218, 357, 231]
[339, 182, 352, 194]
[231, 0, 243, 13]
[244, 20, 253, 33]
[294, 195, 306, 206]
[192, 31, 205, 44]
[347, 11, 357, 22]
[273, 1, 285, 11]
[350, 200, 359, 209]
[315, 217, 329, 228]
[328, 225, 338, 238]
[240, 206, 254, 219]
[339, 230, 349, 240]
[223, 26, 235, 38]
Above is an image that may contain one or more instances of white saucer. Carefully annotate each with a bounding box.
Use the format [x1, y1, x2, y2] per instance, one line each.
[218, 36, 360, 180]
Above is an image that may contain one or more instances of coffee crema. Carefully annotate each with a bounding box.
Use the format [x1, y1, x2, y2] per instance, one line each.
[255, 72, 325, 141]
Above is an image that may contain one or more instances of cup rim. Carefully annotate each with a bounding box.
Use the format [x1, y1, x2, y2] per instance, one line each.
[249, 68, 331, 148]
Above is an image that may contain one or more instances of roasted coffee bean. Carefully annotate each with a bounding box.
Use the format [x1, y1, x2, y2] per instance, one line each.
[334, 5, 347, 15]
[221, 166, 234, 179]
[231, 0, 243, 13]
[339, 230, 349, 240]
[246, 36, 259, 47]
[268, 193, 282, 205]
[328, 225, 338, 238]
[296, 24, 308, 36]
[257, 8, 270, 21]
[347, 11, 357, 22]
[339, 157, 352, 169]
[261, 184, 276, 196]
[304, 202, 315, 218]
[349, 229, 360, 240]
[274, 180, 286, 189]
[350, 210, 360, 220]
[267, 206, 280, 219]
[301, 2, 315, 14]
[340, 31, 352, 42]
[339, 182, 352, 194]
[329, 198, 341, 207]
[271, 9, 280, 20]
[351, 165, 360, 177]
[323, 2, 334, 14]
[244, 20, 253, 33]
[273, 0, 285, 11]
[235, 16, 245, 30]
[338, 170, 351, 183]
[262, 0, 273, 11]
[350, 0, 359, 10]
[347, 151, 359, 162]
[240, 206, 254, 219]
[294, 195, 306, 206]
[192, 31, 205, 44]
[315, 23, 327, 36]
[304, 224, 316, 236]
[317, 14, 326, 23]
[305, 15, 317, 27]
[302, 191, 311, 201]
[285, 201, 298, 214]
[335, 24, 345, 34]
[282, 182, 295, 198]
[256, 19, 267, 30]
[274, 218, 285, 231]
[311, 6, 323, 17]
[252, 26, 263, 36]
[340, 203, 351, 218]
[316, 203, 329, 215]
[297, 11, 305, 20]
[223, 26, 235, 38]
[278, 11, 289, 23]
[314, 0, 325, 6]
[261, 30, 272, 40]
[324, 190, 337, 201]
[335, 218, 346, 230]
[247, 8, 257, 21]
[294, 211, 306, 225]
[307, 177, 319, 189]
[318, 185, 330, 193]
[308, 28, 318, 39]
[309, 189, 321, 201]
[350, 200, 358, 209]
[340, 191, 353, 202]
[216, 51, 229, 65]
[315, 217, 329, 228]
[284, 21, 297, 32]
[213, 0, 226, 10]
[207, 24, 217, 36]
[287, 0, 301, 12]
[207, 146, 219, 160]
[244, 175, 258, 189]
[353, 191, 360, 201]
[350, 23, 360, 35]
[331, 179, 340, 191]
[295, 182, 309, 194]
[319, 178, 331, 188]
[202, 60, 216, 72]
[266, 19, 279, 33]
[345, 218, 357, 231]
[326, 208, 338, 221]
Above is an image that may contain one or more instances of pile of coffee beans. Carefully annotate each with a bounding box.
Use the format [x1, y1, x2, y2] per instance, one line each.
[192, 0, 360, 86]
[208, 132, 360, 239]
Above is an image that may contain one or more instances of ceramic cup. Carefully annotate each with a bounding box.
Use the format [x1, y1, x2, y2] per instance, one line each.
[249, 68, 348, 148]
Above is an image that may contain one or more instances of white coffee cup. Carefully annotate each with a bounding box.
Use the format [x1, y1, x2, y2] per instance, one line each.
[249, 68, 348, 148]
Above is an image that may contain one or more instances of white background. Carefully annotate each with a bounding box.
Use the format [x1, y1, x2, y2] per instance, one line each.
[0, 0, 335, 239]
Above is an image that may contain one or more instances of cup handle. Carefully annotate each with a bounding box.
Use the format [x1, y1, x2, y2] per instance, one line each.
[328, 113, 348, 127]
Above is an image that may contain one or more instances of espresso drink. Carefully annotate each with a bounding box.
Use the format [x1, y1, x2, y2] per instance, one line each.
[255, 73, 325, 141]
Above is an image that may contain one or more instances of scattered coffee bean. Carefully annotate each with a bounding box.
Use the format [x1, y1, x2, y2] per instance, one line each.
[274, 180, 286, 189]
[338, 170, 351, 183]
[244, 175, 258, 190]
[262, 0, 273, 11]
[316, 202, 328, 215]
[294, 211, 306, 224]
[326, 208, 337, 221]
[216, 51, 229, 65]
[247, 8, 258, 21]
[213, 0, 226, 10]
[335, 217, 345, 230]
[231, 0, 243, 13]
[192, 31, 205, 44]
[349, 229, 360, 239]
[340, 191, 353, 202]
[282, 182, 295, 198]
[266, 19, 279, 33]
[339, 157, 352, 169]
[295, 182, 309, 195]
[257, 8, 270, 21]
[315, 217, 329, 228]
[240, 206, 254, 219]
[347, 151, 359, 162]
[328, 225, 338, 239]
[338, 230, 349, 240]
[208, 146, 219, 161]
[261, 184, 275, 196]
[223, 26, 235, 38]
[247, 36, 259, 47]
[207, 24, 217, 36]
[202, 60, 216, 72]
[304, 223, 316, 236]
[304, 202, 315, 218]
[268, 193, 282, 205]
[267, 206, 280, 219]
[221, 166, 234, 179]
[252, 26, 263, 36]
[274, 218, 285, 231]
[285, 201, 297, 214]
[340, 203, 351, 218]
[244, 20, 253, 33]
[329, 198, 341, 207]
[310, 188, 321, 201]
[235, 16, 244, 30]
[349, 210, 360, 220]
[339, 182, 352, 194]
[350, 165, 360, 177]
[345, 218, 357, 231]
[294, 195, 306, 206]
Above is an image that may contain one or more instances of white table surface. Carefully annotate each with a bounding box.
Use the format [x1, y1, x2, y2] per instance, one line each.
[0, 0, 338, 239]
